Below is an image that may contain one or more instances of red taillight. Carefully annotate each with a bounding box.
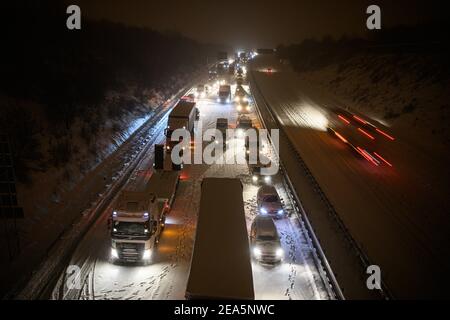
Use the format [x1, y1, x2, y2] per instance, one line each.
[374, 152, 393, 167]
[353, 115, 366, 125]
[358, 128, 375, 140]
[376, 128, 395, 141]
[338, 115, 350, 125]
[357, 147, 379, 166]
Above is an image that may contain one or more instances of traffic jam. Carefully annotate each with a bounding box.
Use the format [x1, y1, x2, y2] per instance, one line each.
[100, 51, 329, 300]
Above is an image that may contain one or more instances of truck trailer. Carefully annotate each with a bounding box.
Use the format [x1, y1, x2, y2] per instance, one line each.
[186, 178, 254, 300]
[110, 170, 179, 264]
[165, 100, 197, 153]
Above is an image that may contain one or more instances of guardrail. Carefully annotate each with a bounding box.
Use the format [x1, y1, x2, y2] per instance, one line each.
[248, 76, 342, 300]
[248, 69, 391, 299]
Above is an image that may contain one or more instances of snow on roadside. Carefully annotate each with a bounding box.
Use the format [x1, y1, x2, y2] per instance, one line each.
[1, 70, 204, 298]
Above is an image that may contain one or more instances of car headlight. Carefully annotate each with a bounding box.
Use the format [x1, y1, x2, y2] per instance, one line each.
[252, 175, 258, 182]
[246, 106, 251, 111]
[276, 248, 284, 258]
[226, 99, 231, 103]
[237, 105, 242, 111]
[260, 207, 268, 214]
[111, 248, 119, 259]
[217, 98, 221, 103]
[143, 249, 152, 260]
[253, 247, 262, 257]
[243, 97, 248, 102]
[277, 209, 284, 215]
[264, 176, 272, 183]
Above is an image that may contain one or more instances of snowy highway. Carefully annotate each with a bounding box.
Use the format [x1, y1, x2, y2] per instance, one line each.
[51, 81, 331, 300]
[250, 55, 450, 299]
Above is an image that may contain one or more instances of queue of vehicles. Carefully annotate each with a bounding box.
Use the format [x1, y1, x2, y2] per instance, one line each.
[110, 52, 285, 298]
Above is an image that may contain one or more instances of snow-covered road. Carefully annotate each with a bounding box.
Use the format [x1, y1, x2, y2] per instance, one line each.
[51, 83, 331, 300]
[250, 55, 450, 299]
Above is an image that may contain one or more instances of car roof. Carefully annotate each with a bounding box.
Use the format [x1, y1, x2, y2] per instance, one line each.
[257, 185, 278, 197]
[253, 216, 278, 237]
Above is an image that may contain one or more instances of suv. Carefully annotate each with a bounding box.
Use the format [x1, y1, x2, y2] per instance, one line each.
[257, 185, 285, 218]
[250, 215, 283, 264]
[249, 162, 272, 185]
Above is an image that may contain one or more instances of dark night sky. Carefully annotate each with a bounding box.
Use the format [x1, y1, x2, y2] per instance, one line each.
[73, 0, 447, 48]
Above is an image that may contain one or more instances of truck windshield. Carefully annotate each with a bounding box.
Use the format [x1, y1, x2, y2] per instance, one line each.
[113, 221, 149, 236]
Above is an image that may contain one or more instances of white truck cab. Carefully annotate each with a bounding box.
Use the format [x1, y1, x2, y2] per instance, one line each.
[110, 170, 179, 265]
[110, 191, 163, 264]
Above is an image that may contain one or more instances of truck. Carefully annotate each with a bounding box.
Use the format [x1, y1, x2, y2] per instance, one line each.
[237, 115, 253, 128]
[165, 100, 197, 153]
[186, 178, 254, 300]
[217, 84, 231, 104]
[110, 170, 179, 264]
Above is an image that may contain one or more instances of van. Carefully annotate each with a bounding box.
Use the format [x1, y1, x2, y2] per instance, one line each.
[250, 215, 283, 264]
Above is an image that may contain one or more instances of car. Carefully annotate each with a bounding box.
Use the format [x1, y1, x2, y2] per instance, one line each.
[236, 103, 251, 114]
[256, 185, 285, 218]
[235, 93, 251, 113]
[234, 91, 249, 103]
[250, 215, 283, 264]
[236, 115, 253, 130]
[249, 163, 272, 185]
